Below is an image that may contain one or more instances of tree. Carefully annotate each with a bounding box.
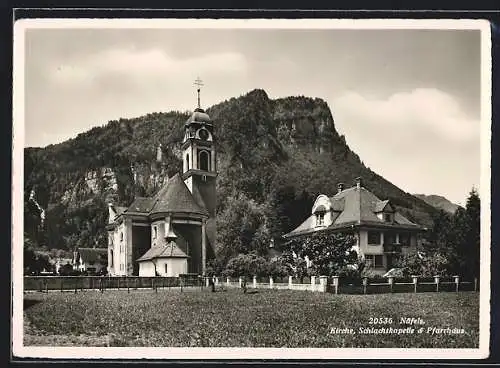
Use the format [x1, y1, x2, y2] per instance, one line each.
[395, 251, 451, 277]
[216, 193, 270, 261]
[460, 188, 480, 279]
[223, 253, 269, 278]
[286, 232, 358, 276]
[280, 249, 308, 282]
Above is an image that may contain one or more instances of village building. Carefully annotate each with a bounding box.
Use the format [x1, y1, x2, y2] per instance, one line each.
[283, 177, 426, 275]
[106, 90, 217, 277]
[72, 247, 108, 274]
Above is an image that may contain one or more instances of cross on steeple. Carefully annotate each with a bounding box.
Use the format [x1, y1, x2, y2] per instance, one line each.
[194, 77, 204, 109]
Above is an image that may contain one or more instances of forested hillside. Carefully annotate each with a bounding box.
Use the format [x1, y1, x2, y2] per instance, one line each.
[24, 89, 437, 260]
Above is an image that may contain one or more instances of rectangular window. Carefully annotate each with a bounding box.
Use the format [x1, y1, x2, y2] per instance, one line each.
[368, 231, 381, 245]
[316, 213, 325, 226]
[164, 264, 168, 275]
[120, 232, 123, 242]
[366, 255, 384, 268]
[153, 226, 157, 239]
[384, 213, 392, 222]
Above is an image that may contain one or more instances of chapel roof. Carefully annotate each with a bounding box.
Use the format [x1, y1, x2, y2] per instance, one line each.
[136, 241, 189, 261]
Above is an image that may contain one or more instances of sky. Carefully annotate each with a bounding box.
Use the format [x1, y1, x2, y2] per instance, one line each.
[21, 22, 485, 205]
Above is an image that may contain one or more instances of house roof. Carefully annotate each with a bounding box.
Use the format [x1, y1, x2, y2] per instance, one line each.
[77, 248, 107, 264]
[137, 241, 189, 261]
[284, 184, 423, 238]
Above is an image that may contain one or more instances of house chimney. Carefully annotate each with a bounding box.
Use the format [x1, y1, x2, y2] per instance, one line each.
[355, 177, 362, 189]
[337, 183, 345, 193]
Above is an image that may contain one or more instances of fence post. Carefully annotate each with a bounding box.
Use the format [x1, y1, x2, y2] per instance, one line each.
[127, 276, 130, 294]
[226, 277, 230, 288]
[434, 275, 440, 292]
[388, 276, 394, 293]
[363, 277, 368, 295]
[269, 276, 274, 289]
[412, 275, 418, 293]
[454, 275, 460, 292]
[288, 276, 293, 290]
[118, 278, 120, 290]
[253, 275, 257, 289]
[238, 277, 243, 288]
[332, 276, 339, 295]
[311, 276, 316, 291]
[319, 276, 327, 293]
[474, 277, 478, 292]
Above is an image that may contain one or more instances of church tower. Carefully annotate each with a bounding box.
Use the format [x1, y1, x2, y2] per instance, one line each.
[181, 78, 217, 217]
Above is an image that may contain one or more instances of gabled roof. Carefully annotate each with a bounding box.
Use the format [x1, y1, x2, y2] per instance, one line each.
[284, 183, 423, 238]
[149, 173, 209, 216]
[374, 199, 394, 213]
[77, 248, 107, 264]
[137, 241, 189, 261]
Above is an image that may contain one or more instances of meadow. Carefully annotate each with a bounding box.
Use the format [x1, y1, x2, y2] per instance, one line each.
[23, 289, 479, 348]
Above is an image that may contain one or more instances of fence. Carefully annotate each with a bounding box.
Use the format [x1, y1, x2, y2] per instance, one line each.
[24, 275, 203, 293]
[214, 275, 478, 294]
[24, 275, 478, 295]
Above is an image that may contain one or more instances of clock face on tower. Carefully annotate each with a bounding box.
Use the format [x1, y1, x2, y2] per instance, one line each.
[198, 129, 209, 141]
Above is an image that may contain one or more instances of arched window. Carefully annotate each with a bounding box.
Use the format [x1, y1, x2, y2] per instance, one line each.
[186, 154, 190, 170]
[110, 250, 113, 267]
[199, 150, 210, 171]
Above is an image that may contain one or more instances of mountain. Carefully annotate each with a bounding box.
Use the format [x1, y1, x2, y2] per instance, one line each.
[24, 89, 438, 257]
[413, 194, 462, 214]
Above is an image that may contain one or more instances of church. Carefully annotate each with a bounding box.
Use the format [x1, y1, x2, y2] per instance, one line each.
[106, 85, 217, 277]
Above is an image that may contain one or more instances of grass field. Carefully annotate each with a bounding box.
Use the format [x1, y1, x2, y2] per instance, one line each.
[23, 289, 479, 348]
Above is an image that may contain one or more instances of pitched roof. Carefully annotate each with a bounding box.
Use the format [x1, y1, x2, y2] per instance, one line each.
[284, 184, 423, 238]
[137, 241, 189, 261]
[77, 248, 107, 264]
[374, 199, 392, 213]
[149, 173, 209, 216]
[126, 198, 154, 213]
[108, 205, 128, 224]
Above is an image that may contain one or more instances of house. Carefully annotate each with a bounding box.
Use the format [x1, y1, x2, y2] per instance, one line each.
[283, 177, 426, 275]
[106, 98, 217, 277]
[72, 248, 108, 274]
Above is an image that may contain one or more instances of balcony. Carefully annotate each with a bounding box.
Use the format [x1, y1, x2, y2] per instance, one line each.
[383, 243, 402, 253]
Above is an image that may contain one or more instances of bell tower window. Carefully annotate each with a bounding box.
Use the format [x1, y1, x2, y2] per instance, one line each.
[199, 150, 210, 171]
[186, 154, 190, 170]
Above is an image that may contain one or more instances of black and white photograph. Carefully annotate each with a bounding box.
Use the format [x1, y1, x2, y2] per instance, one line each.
[12, 18, 491, 360]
